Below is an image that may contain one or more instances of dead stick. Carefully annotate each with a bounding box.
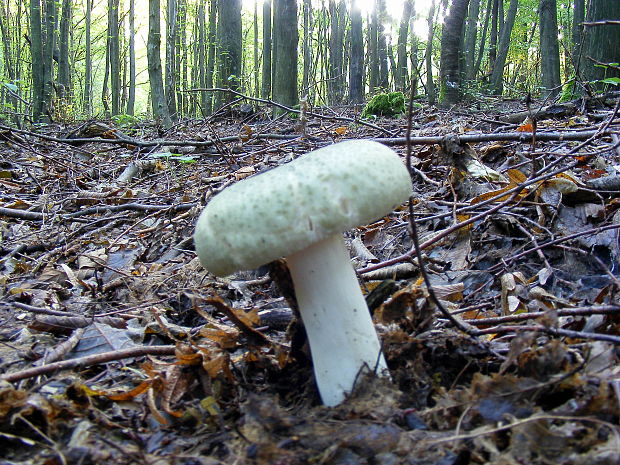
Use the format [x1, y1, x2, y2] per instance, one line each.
[1, 345, 176, 382]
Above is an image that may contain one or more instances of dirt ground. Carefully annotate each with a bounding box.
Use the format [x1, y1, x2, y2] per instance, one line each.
[1, 96, 619, 464]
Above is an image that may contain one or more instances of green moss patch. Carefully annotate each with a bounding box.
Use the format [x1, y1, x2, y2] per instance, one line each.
[361, 92, 406, 118]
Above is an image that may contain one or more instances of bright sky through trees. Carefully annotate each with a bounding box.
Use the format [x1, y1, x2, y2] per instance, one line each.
[241, 0, 430, 39]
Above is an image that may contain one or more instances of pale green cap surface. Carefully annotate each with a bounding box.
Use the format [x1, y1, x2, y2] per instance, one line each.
[194, 139, 411, 276]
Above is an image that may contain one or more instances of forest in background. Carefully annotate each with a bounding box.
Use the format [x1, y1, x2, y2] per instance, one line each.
[1, 1, 620, 464]
[0, 0, 619, 126]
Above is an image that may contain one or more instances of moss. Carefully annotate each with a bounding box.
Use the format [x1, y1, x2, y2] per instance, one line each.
[361, 92, 406, 118]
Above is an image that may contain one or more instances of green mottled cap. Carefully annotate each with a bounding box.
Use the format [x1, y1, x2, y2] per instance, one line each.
[194, 140, 411, 276]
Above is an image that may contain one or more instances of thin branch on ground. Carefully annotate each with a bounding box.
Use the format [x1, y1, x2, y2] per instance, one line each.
[1, 345, 177, 383]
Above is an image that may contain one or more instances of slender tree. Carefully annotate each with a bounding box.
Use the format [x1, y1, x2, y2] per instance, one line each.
[43, 0, 57, 117]
[127, 0, 136, 115]
[84, 0, 92, 115]
[0, 4, 19, 125]
[368, 2, 379, 91]
[376, 0, 389, 89]
[580, 0, 620, 89]
[327, 0, 346, 104]
[349, 1, 364, 103]
[464, 0, 480, 79]
[261, 0, 272, 98]
[302, 0, 312, 97]
[253, 0, 259, 96]
[165, 0, 178, 118]
[395, 0, 413, 91]
[108, 0, 121, 115]
[30, 0, 45, 121]
[425, 0, 437, 105]
[489, 0, 499, 68]
[539, 0, 561, 98]
[215, 0, 242, 108]
[571, 0, 585, 69]
[176, 0, 187, 115]
[439, 0, 470, 105]
[147, 0, 172, 126]
[474, 0, 492, 80]
[196, 0, 207, 113]
[57, 0, 71, 100]
[272, 0, 298, 110]
[205, 0, 217, 113]
[489, 0, 518, 94]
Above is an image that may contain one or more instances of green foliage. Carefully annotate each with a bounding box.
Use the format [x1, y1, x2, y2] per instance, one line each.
[361, 92, 406, 118]
[1, 81, 18, 94]
[559, 79, 577, 102]
[111, 114, 140, 128]
[148, 152, 197, 164]
[52, 98, 75, 123]
[600, 77, 620, 86]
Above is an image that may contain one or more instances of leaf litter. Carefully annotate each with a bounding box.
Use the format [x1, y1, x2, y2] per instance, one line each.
[0, 97, 619, 464]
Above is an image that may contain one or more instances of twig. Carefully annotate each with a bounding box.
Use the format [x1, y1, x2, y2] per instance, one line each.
[460, 305, 620, 326]
[474, 324, 620, 344]
[487, 223, 620, 273]
[1, 345, 176, 382]
[428, 413, 619, 445]
[405, 83, 480, 337]
[373, 129, 617, 146]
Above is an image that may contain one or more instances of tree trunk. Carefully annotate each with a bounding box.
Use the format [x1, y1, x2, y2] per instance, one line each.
[425, 0, 437, 105]
[57, 0, 71, 100]
[147, 0, 172, 126]
[439, 0, 470, 106]
[165, 0, 178, 118]
[43, 0, 57, 118]
[369, 5, 379, 91]
[348, 2, 364, 103]
[196, 0, 207, 114]
[464, 0, 480, 79]
[127, 0, 136, 115]
[489, 0, 499, 68]
[272, 0, 298, 111]
[328, 0, 345, 104]
[377, 0, 389, 89]
[489, 0, 518, 94]
[30, 0, 45, 121]
[580, 0, 620, 88]
[395, 0, 413, 91]
[108, 0, 120, 115]
[302, 0, 312, 98]
[0, 4, 19, 125]
[539, 0, 561, 98]
[571, 0, 585, 70]
[261, 0, 272, 99]
[177, 0, 187, 116]
[253, 0, 259, 96]
[205, 0, 217, 114]
[474, 0, 492, 79]
[84, 0, 92, 115]
[409, 13, 419, 96]
[215, 0, 242, 109]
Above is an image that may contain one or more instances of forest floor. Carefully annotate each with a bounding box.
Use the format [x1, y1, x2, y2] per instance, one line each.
[1, 94, 619, 465]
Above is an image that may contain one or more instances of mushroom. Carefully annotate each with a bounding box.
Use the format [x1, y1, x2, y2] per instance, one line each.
[194, 140, 411, 406]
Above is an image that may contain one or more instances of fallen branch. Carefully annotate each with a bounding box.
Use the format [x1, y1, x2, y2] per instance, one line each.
[373, 129, 617, 145]
[460, 305, 620, 326]
[0, 202, 196, 221]
[473, 324, 620, 344]
[1, 345, 176, 382]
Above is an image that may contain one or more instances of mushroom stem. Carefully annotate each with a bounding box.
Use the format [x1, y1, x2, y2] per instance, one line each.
[286, 233, 389, 406]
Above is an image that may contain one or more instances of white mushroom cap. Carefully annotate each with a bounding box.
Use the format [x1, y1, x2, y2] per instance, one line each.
[194, 139, 411, 405]
[194, 140, 411, 276]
